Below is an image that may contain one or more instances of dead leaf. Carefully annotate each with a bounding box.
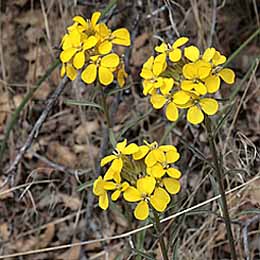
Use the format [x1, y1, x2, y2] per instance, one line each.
[0, 177, 13, 200]
[33, 82, 51, 100]
[57, 239, 81, 260]
[58, 193, 81, 210]
[0, 92, 10, 127]
[47, 142, 77, 168]
[39, 223, 55, 248]
[74, 121, 99, 144]
[0, 223, 10, 241]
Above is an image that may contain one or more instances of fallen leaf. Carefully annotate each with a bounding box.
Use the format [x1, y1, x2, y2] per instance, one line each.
[58, 193, 81, 210]
[39, 223, 55, 248]
[47, 142, 77, 168]
[0, 223, 10, 241]
[57, 239, 81, 260]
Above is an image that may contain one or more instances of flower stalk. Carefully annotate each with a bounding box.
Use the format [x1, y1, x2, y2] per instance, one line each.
[205, 116, 237, 260]
[153, 209, 169, 260]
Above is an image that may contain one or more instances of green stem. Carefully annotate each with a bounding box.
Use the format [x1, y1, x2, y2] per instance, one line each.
[153, 209, 169, 260]
[205, 116, 237, 260]
[99, 85, 116, 147]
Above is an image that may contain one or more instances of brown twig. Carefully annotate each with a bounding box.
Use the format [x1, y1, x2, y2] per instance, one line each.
[5, 76, 69, 174]
[242, 215, 260, 260]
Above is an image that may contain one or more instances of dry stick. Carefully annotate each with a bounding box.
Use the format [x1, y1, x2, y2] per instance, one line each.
[242, 215, 260, 260]
[205, 116, 237, 260]
[5, 76, 69, 174]
[0, 175, 258, 259]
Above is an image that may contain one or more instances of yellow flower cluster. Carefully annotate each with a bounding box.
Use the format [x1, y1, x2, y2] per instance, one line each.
[60, 12, 130, 87]
[93, 139, 181, 220]
[140, 37, 236, 124]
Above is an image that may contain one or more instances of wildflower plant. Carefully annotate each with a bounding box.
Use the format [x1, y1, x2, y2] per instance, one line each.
[93, 139, 181, 220]
[140, 37, 235, 124]
[60, 11, 130, 87]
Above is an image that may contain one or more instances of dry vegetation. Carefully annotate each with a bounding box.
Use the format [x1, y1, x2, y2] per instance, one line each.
[0, 0, 260, 259]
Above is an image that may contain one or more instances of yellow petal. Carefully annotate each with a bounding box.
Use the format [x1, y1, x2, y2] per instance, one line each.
[122, 143, 139, 155]
[111, 158, 123, 172]
[153, 149, 165, 163]
[123, 187, 141, 202]
[133, 145, 149, 160]
[197, 61, 212, 79]
[173, 91, 190, 105]
[172, 37, 189, 48]
[151, 163, 166, 178]
[187, 106, 204, 124]
[169, 48, 182, 62]
[199, 98, 219, 115]
[93, 176, 105, 196]
[182, 63, 197, 79]
[83, 36, 98, 50]
[153, 54, 166, 76]
[73, 51, 85, 69]
[150, 94, 167, 109]
[112, 28, 131, 46]
[98, 66, 114, 85]
[184, 45, 200, 62]
[202, 48, 216, 62]
[166, 102, 179, 121]
[162, 178, 181, 194]
[95, 23, 110, 39]
[69, 30, 81, 46]
[60, 64, 66, 77]
[100, 155, 117, 166]
[116, 139, 127, 152]
[98, 40, 113, 55]
[212, 51, 226, 66]
[81, 64, 97, 84]
[134, 201, 149, 220]
[103, 182, 117, 190]
[181, 80, 193, 91]
[205, 75, 220, 93]
[99, 193, 109, 210]
[66, 64, 77, 81]
[60, 48, 77, 63]
[137, 176, 156, 195]
[143, 56, 154, 70]
[73, 16, 88, 27]
[121, 182, 129, 191]
[111, 190, 121, 201]
[166, 168, 182, 179]
[140, 68, 153, 80]
[218, 68, 235, 84]
[150, 187, 170, 212]
[145, 151, 157, 167]
[101, 53, 120, 67]
[104, 166, 116, 181]
[155, 42, 168, 53]
[166, 150, 180, 163]
[194, 82, 207, 95]
[91, 11, 101, 28]
[161, 78, 174, 95]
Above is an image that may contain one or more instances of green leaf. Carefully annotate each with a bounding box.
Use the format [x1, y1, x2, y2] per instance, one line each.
[106, 85, 131, 96]
[235, 209, 260, 217]
[131, 248, 157, 260]
[77, 181, 94, 192]
[64, 99, 103, 111]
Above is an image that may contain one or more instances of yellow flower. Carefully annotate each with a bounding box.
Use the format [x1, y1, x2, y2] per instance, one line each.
[95, 26, 131, 55]
[93, 176, 116, 210]
[150, 90, 191, 122]
[155, 37, 189, 62]
[181, 60, 212, 95]
[183, 92, 219, 124]
[110, 181, 130, 201]
[60, 63, 77, 81]
[81, 53, 120, 85]
[101, 139, 139, 182]
[140, 54, 168, 95]
[123, 176, 170, 220]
